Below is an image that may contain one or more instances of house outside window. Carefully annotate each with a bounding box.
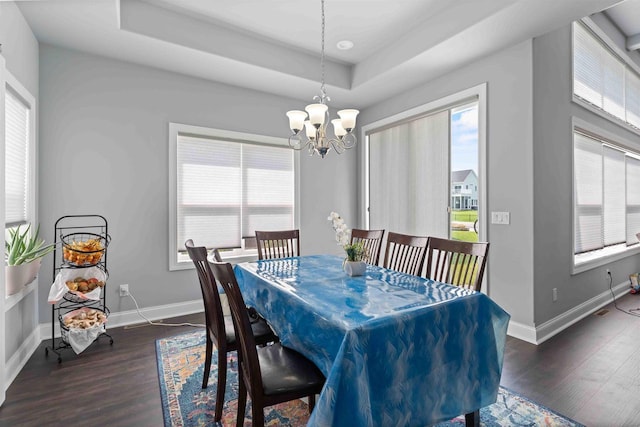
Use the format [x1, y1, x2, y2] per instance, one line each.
[169, 123, 298, 270]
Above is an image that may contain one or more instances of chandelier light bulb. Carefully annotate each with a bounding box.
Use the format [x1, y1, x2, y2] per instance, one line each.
[304, 120, 317, 140]
[305, 103, 328, 127]
[337, 109, 359, 131]
[286, 110, 308, 134]
[332, 119, 346, 138]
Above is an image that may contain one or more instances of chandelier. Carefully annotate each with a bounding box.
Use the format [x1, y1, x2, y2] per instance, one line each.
[286, 0, 359, 158]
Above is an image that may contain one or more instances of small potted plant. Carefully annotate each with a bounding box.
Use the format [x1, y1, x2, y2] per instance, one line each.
[5, 223, 55, 295]
[328, 212, 368, 277]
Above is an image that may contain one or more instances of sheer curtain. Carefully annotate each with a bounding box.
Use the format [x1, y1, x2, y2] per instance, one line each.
[369, 110, 449, 237]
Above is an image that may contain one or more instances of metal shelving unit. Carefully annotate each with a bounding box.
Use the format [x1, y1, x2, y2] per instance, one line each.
[45, 215, 113, 363]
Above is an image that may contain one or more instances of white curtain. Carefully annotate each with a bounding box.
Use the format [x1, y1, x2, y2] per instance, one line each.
[369, 110, 449, 237]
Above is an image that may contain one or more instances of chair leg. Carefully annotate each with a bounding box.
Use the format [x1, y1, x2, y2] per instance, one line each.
[236, 377, 247, 427]
[202, 335, 213, 389]
[252, 399, 264, 427]
[308, 394, 315, 412]
[464, 409, 480, 427]
[214, 349, 227, 422]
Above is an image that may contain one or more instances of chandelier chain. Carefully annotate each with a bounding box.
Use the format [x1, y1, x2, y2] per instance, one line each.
[320, 0, 327, 101]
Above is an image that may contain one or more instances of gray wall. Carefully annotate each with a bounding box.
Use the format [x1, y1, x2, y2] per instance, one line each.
[358, 41, 535, 327]
[37, 44, 356, 323]
[0, 2, 38, 96]
[532, 25, 640, 324]
[1, 2, 39, 363]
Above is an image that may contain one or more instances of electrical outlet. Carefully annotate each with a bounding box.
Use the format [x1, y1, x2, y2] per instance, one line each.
[606, 268, 611, 276]
[552, 287, 558, 302]
[119, 284, 130, 297]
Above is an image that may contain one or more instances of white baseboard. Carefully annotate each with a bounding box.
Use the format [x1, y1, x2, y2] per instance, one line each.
[508, 280, 631, 345]
[5, 327, 40, 392]
[506, 319, 537, 343]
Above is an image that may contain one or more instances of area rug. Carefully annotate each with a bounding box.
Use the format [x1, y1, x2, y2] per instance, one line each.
[156, 330, 584, 427]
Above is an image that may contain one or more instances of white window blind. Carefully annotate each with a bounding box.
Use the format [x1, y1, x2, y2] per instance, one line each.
[626, 69, 640, 128]
[603, 146, 625, 246]
[176, 134, 294, 253]
[626, 156, 640, 245]
[574, 130, 640, 256]
[5, 87, 30, 227]
[369, 110, 449, 237]
[573, 21, 640, 129]
[574, 132, 603, 254]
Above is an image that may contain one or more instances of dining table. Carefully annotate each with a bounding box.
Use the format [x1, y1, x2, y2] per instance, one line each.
[233, 254, 510, 427]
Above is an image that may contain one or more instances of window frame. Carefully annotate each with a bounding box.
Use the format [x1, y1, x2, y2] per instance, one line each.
[168, 123, 300, 271]
[4, 69, 37, 231]
[572, 117, 640, 274]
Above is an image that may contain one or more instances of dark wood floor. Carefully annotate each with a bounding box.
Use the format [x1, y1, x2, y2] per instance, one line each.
[1, 293, 640, 427]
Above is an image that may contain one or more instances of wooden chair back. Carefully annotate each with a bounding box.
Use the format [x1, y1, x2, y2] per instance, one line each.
[209, 261, 264, 401]
[255, 229, 300, 260]
[383, 232, 429, 276]
[350, 229, 385, 265]
[184, 239, 227, 351]
[424, 237, 489, 291]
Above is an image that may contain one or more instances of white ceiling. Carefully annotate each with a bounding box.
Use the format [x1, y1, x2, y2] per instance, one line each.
[14, 0, 638, 108]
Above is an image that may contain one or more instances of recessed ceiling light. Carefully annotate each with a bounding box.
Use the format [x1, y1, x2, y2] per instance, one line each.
[336, 40, 354, 50]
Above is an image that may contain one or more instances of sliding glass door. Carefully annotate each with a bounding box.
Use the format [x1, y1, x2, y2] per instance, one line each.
[366, 96, 481, 242]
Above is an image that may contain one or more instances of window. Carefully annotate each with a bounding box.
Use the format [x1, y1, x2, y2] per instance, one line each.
[573, 124, 640, 272]
[573, 21, 640, 130]
[169, 123, 298, 270]
[4, 73, 35, 229]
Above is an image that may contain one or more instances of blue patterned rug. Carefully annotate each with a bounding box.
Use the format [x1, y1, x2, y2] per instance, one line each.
[156, 330, 584, 427]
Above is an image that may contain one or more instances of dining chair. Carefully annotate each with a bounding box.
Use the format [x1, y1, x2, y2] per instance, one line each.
[255, 229, 301, 260]
[424, 237, 489, 292]
[184, 240, 278, 423]
[383, 231, 429, 276]
[350, 228, 385, 265]
[210, 261, 325, 427]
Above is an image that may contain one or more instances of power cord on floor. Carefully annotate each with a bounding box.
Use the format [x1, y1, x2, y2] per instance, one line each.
[608, 271, 640, 317]
[125, 290, 205, 328]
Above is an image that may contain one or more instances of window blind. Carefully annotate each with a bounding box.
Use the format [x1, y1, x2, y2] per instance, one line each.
[573, 22, 640, 129]
[574, 132, 603, 254]
[603, 146, 625, 246]
[176, 134, 293, 252]
[626, 156, 640, 245]
[369, 110, 449, 237]
[5, 88, 30, 227]
[574, 130, 640, 255]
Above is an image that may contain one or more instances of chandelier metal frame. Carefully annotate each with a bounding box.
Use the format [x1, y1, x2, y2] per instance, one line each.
[286, 0, 359, 158]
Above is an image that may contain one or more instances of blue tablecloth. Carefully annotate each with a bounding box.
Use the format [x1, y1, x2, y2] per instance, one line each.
[234, 254, 510, 427]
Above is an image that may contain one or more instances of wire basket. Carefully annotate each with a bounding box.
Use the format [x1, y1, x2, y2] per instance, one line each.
[61, 232, 110, 266]
[59, 306, 109, 345]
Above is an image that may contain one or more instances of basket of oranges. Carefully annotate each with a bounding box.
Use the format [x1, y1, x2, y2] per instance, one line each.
[61, 232, 110, 266]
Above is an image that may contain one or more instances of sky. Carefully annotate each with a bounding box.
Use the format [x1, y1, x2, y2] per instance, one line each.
[451, 102, 478, 175]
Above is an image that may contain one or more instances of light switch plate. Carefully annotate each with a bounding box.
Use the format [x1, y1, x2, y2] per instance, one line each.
[491, 211, 510, 225]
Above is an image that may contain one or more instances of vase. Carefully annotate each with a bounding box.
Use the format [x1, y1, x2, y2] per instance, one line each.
[5, 259, 42, 296]
[344, 260, 366, 277]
